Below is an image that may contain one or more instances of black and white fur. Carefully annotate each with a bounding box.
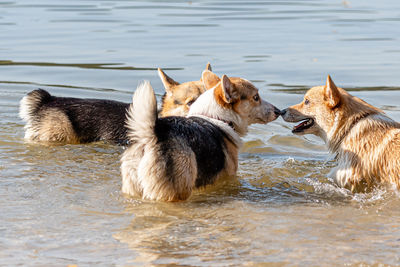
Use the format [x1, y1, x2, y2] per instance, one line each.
[18, 66, 210, 145]
[121, 72, 280, 201]
[19, 89, 130, 144]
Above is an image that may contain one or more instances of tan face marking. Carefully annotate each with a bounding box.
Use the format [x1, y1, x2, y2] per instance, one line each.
[160, 80, 205, 117]
[158, 63, 211, 117]
[202, 71, 280, 126]
[285, 86, 338, 136]
[282, 76, 344, 137]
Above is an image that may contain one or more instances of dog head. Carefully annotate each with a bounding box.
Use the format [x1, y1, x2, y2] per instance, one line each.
[189, 70, 280, 136]
[158, 63, 212, 117]
[281, 75, 380, 141]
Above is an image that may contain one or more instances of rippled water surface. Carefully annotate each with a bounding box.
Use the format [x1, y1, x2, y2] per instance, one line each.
[1, 0, 400, 266]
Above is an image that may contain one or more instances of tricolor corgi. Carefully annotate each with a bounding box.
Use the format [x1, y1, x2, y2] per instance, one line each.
[19, 64, 211, 144]
[121, 70, 280, 201]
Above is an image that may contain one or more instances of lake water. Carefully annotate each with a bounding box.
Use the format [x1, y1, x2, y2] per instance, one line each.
[1, 0, 400, 265]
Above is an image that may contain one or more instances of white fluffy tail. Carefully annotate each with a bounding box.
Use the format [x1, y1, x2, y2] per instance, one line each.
[126, 81, 158, 143]
[19, 89, 51, 122]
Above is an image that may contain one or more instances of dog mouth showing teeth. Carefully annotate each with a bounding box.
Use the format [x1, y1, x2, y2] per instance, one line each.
[292, 118, 314, 133]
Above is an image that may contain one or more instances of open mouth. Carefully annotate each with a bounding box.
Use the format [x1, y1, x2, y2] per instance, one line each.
[292, 118, 314, 133]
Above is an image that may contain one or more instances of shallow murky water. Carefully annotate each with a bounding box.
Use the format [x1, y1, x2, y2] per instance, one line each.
[1, 0, 400, 266]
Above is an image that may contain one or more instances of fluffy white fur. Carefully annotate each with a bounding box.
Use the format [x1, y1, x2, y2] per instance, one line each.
[19, 92, 40, 140]
[121, 81, 201, 200]
[188, 87, 245, 135]
[124, 81, 157, 144]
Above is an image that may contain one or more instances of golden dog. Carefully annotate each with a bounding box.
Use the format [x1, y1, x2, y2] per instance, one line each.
[281, 76, 400, 192]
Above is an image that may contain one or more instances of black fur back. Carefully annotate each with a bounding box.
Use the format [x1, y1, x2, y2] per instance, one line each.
[43, 95, 129, 144]
[26, 89, 130, 144]
[155, 116, 229, 188]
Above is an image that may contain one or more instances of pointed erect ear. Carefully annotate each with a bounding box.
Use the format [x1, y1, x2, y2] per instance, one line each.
[220, 75, 239, 104]
[205, 62, 212, 71]
[158, 68, 179, 94]
[324, 75, 341, 108]
[202, 70, 220, 90]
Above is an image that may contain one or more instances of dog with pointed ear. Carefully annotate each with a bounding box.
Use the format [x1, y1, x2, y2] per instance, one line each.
[281, 75, 400, 192]
[189, 70, 281, 136]
[121, 71, 280, 201]
[18, 64, 213, 145]
[158, 63, 212, 117]
[324, 75, 341, 108]
[280, 75, 382, 140]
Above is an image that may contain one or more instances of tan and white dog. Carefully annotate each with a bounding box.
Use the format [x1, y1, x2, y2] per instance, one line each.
[281, 75, 400, 192]
[19, 64, 211, 145]
[121, 70, 280, 201]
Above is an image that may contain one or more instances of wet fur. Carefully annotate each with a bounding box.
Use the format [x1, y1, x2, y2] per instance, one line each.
[19, 65, 210, 144]
[121, 71, 280, 201]
[20, 89, 129, 144]
[282, 76, 400, 192]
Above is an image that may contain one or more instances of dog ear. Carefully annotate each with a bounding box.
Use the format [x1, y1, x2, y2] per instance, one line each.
[158, 68, 180, 94]
[220, 75, 239, 104]
[205, 62, 212, 71]
[324, 75, 341, 108]
[202, 70, 220, 90]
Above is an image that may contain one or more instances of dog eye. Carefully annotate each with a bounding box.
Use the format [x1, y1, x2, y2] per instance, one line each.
[186, 99, 195, 106]
[253, 94, 260, 102]
[304, 99, 310, 105]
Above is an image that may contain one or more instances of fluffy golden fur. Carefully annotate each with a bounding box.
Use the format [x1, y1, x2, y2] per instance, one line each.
[282, 76, 400, 192]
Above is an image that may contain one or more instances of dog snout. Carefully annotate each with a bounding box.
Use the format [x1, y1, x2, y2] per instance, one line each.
[280, 109, 287, 116]
[274, 107, 281, 116]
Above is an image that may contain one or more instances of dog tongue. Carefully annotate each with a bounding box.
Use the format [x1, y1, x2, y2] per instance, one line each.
[294, 121, 307, 130]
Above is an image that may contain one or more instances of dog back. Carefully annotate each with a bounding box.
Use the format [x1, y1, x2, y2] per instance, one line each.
[155, 116, 231, 187]
[21, 90, 130, 144]
[43, 96, 129, 143]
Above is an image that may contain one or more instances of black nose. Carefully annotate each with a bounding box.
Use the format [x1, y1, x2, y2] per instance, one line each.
[274, 107, 281, 116]
[280, 109, 287, 116]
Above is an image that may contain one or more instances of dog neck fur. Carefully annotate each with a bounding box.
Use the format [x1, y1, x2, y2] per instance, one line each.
[188, 86, 247, 137]
[326, 91, 385, 153]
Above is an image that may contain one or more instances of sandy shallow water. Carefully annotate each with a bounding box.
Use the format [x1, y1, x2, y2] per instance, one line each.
[1, 0, 400, 265]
